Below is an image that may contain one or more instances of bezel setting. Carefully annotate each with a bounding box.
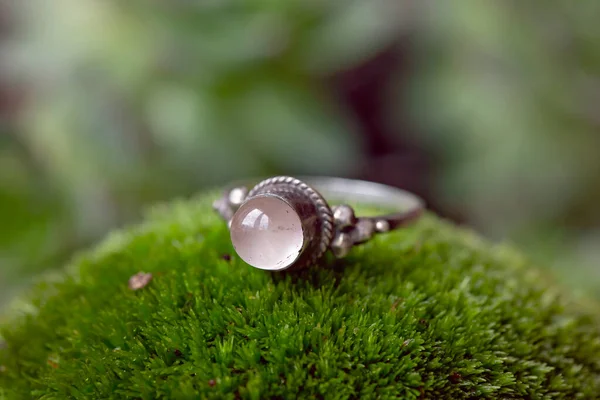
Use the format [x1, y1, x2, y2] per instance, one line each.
[214, 176, 334, 271]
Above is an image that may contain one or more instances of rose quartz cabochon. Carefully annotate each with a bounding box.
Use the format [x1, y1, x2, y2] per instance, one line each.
[230, 196, 304, 270]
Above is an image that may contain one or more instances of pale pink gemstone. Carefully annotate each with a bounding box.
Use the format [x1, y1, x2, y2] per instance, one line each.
[230, 196, 304, 270]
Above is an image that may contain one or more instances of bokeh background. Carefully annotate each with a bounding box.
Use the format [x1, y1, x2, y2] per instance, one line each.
[1, 0, 599, 305]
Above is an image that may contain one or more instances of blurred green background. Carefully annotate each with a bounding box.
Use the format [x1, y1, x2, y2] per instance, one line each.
[1, 0, 599, 304]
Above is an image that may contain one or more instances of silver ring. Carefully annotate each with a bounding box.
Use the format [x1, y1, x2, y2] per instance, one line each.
[213, 176, 425, 271]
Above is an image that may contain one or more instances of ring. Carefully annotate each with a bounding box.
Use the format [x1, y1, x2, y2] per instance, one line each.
[213, 176, 425, 271]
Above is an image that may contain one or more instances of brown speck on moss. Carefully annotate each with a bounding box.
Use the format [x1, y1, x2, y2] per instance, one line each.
[128, 272, 153, 290]
[449, 371, 462, 384]
[208, 379, 216, 387]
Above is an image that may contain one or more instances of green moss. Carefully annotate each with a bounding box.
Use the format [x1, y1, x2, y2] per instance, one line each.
[1, 192, 600, 399]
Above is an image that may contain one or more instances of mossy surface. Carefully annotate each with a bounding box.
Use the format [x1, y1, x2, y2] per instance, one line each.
[1, 192, 600, 399]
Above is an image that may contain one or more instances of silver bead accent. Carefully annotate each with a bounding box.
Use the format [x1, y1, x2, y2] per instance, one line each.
[213, 197, 234, 221]
[333, 205, 357, 229]
[331, 232, 353, 258]
[212, 197, 225, 212]
[228, 187, 248, 207]
[214, 186, 249, 222]
[351, 219, 375, 243]
[375, 219, 390, 233]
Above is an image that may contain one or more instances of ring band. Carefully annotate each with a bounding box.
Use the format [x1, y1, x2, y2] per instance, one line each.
[213, 176, 425, 271]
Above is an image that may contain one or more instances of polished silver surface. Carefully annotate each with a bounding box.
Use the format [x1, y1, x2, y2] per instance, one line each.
[214, 176, 425, 271]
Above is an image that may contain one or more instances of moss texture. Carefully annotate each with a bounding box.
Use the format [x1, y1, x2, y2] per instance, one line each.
[1, 192, 600, 399]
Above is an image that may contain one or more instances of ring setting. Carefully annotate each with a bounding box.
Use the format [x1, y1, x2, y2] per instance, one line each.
[214, 176, 424, 271]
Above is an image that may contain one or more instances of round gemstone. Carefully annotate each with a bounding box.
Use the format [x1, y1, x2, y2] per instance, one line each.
[230, 196, 305, 270]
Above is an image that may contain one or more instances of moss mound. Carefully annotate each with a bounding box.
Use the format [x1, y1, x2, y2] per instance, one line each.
[1, 193, 600, 399]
